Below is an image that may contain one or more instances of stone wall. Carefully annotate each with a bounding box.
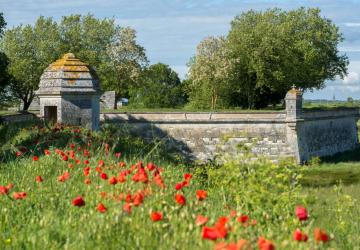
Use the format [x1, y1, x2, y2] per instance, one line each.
[0, 113, 37, 124]
[101, 107, 360, 163]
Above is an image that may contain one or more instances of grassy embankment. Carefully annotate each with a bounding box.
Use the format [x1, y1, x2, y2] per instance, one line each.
[0, 120, 359, 249]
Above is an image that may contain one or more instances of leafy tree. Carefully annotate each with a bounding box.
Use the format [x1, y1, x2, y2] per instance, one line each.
[130, 63, 185, 108]
[187, 36, 234, 109]
[1, 16, 61, 110]
[59, 14, 117, 74]
[0, 13, 9, 104]
[101, 27, 148, 102]
[226, 8, 349, 108]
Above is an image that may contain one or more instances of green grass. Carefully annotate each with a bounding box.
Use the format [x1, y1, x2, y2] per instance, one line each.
[1, 122, 360, 249]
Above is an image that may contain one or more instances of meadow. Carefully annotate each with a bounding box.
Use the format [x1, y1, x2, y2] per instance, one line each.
[0, 121, 359, 250]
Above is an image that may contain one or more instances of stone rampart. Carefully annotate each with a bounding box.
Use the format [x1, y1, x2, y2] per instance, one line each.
[100, 103, 359, 163]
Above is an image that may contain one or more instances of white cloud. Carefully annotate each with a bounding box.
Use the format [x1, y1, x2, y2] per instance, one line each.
[344, 22, 360, 27]
[343, 71, 359, 84]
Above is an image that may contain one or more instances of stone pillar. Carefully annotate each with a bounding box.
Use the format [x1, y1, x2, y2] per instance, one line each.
[285, 87, 303, 120]
[285, 87, 304, 163]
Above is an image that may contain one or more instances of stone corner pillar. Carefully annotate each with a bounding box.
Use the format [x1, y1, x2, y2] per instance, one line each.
[284, 87, 305, 164]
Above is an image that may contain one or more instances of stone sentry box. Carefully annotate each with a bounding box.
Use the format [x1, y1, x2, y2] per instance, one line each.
[36, 53, 101, 130]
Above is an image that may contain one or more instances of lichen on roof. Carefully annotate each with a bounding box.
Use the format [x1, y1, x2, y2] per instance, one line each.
[47, 53, 90, 72]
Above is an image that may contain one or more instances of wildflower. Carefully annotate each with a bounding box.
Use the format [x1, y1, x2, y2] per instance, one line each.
[84, 159, 90, 165]
[0, 186, 8, 195]
[72, 196, 85, 206]
[175, 194, 186, 206]
[84, 178, 91, 185]
[100, 172, 108, 180]
[314, 228, 329, 243]
[115, 152, 121, 158]
[258, 237, 275, 250]
[33, 156, 39, 161]
[151, 211, 163, 222]
[108, 176, 117, 185]
[195, 215, 208, 226]
[293, 229, 308, 242]
[13, 192, 27, 200]
[175, 183, 183, 190]
[237, 215, 249, 224]
[196, 190, 207, 201]
[15, 151, 23, 157]
[123, 203, 132, 214]
[295, 206, 308, 221]
[146, 162, 156, 171]
[36, 176, 43, 183]
[83, 167, 90, 176]
[97, 203, 107, 213]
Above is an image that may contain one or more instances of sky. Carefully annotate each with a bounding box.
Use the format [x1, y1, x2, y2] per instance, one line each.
[1, 0, 360, 100]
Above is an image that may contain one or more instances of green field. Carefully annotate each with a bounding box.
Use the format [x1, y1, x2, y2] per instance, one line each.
[0, 121, 359, 249]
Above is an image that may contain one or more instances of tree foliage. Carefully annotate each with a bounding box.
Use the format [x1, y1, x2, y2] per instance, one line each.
[186, 36, 234, 109]
[1, 14, 147, 110]
[101, 27, 148, 100]
[0, 13, 9, 103]
[187, 8, 349, 109]
[1, 16, 61, 110]
[130, 63, 185, 108]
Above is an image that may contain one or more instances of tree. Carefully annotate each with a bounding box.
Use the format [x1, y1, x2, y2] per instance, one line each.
[226, 8, 349, 108]
[187, 36, 234, 109]
[130, 63, 185, 108]
[1, 16, 61, 110]
[101, 27, 148, 102]
[0, 13, 9, 102]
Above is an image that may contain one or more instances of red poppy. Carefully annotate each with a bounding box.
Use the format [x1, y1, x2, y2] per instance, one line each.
[175, 194, 186, 206]
[202, 219, 228, 241]
[97, 203, 107, 213]
[293, 229, 308, 242]
[175, 183, 183, 190]
[237, 215, 249, 224]
[154, 173, 165, 188]
[83, 167, 90, 176]
[6, 183, 14, 190]
[0, 186, 8, 195]
[108, 176, 117, 185]
[15, 151, 23, 157]
[133, 192, 144, 206]
[117, 173, 126, 183]
[151, 211, 163, 222]
[98, 160, 105, 167]
[75, 159, 81, 164]
[36, 176, 43, 183]
[70, 143, 75, 149]
[100, 172, 108, 180]
[72, 196, 85, 206]
[184, 173, 192, 180]
[146, 162, 156, 171]
[119, 161, 126, 168]
[68, 163, 74, 169]
[196, 215, 208, 226]
[258, 237, 275, 250]
[33, 156, 39, 161]
[123, 203, 132, 214]
[295, 206, 308, 221]
[13, 192, 27, 200]
[314, 228, 329, 243]
[196, 190, 207, 201]
[84, 178, 91, 185]
[62, 155, 68, 161]
[84, 159, 90, 165]
[132, 167, 148, 183]
[115, 152, 121, 158]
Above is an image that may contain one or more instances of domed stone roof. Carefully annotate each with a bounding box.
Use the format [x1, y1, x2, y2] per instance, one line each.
[37, 53, 100, 95]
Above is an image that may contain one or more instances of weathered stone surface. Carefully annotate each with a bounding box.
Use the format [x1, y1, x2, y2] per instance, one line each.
[100, 91, 116, 110]
[100, 88, 360, 163]
[36, 53, 101, 130]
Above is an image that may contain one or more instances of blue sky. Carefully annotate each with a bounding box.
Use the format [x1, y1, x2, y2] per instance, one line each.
[1, 0, 360, 100]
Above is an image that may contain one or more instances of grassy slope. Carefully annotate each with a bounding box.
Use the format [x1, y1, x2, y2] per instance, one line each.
[1, 121, 360, 249]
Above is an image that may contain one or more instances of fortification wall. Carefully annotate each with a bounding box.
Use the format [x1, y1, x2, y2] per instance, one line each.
[297, 109, 359, 161]
[101, 112, 294, 161]
[100, 108, 360, 163]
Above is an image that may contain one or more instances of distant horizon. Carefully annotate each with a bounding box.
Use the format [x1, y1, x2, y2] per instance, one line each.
[1, 0, 359, 100]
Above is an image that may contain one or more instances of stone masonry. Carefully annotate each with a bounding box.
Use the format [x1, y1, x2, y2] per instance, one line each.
[101, 88, 360, 163]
